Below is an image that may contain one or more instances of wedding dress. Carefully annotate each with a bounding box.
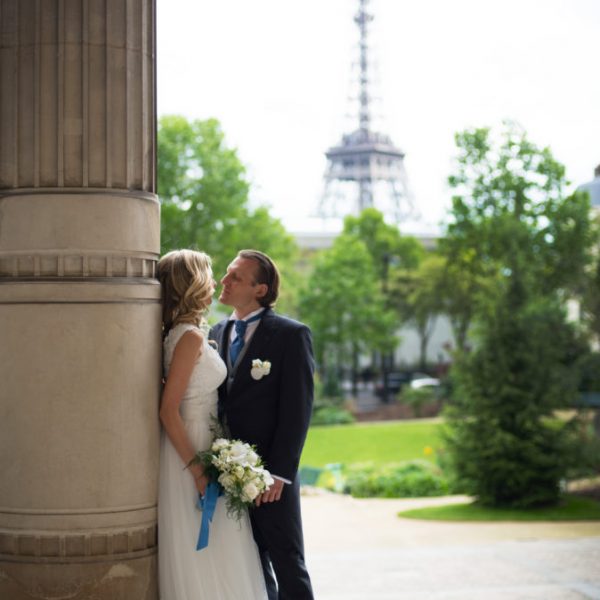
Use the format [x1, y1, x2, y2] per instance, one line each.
[158, 323, 268, 600]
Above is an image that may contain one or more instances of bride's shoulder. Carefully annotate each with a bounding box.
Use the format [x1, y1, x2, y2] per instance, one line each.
[165, 323, 205, 349]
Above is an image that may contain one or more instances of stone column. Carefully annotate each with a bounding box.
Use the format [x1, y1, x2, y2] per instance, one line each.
[0, 1, 160, 598]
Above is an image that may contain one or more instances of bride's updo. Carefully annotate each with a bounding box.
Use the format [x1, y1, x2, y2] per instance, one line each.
[157, 249, 214, 336]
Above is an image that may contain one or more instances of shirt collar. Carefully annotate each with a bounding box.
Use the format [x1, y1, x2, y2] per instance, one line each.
[228, 307, 266, 322]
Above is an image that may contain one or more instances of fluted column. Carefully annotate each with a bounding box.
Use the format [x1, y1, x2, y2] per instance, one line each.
[0, 1, 160, 598]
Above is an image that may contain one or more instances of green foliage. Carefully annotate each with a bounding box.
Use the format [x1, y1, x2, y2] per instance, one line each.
[344, 460, 452, 498]
[444, 296, 581, 508]
[390, 254, 447, 368]
[581, 221, 600, 342]
[442, 122, 595, 508]
[342, 208, 423, 280]
[157, 115, 299, 313]
[401, 386, 438, 418]
[576, 352, 600, 393]
[563, 415, 600, 480]
[299, 232, 397, 373]
[311, 406, 356, 426]
[444, 121, 593, 298]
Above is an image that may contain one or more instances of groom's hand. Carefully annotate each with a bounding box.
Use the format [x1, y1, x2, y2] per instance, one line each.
[256, 478, 284, 506]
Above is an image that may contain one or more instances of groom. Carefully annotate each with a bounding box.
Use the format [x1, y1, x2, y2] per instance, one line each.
[210, 249, 315, 600]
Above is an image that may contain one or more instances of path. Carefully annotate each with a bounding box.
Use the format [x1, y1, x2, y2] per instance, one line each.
[301, 491, 600, 599]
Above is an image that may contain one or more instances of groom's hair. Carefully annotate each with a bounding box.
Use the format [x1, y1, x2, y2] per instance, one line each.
[238, 249, 280, 308]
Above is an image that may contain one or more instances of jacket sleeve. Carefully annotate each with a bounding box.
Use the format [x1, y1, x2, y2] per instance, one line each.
[266, 324, 314, 481]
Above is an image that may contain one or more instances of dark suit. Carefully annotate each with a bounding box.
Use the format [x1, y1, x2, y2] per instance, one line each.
[210, 308, 315, 600]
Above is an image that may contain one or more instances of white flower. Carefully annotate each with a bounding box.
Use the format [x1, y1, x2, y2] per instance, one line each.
[230, 441, 250, 464]
[242, 482, 259, 501]
[211, 438, 229, 452]
[218, 473, 235, 490]
[251, 358, 271, 381]
[246, 450, 259, 466]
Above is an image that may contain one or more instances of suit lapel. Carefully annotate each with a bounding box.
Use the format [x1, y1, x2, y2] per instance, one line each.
[229, 309, 276, 395]
[213, 320, 232, 367]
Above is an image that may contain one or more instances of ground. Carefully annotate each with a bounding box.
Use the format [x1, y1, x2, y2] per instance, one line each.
[301, 490, 600, 599]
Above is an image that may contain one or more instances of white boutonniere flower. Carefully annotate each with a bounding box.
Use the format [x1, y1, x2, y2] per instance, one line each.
[251, 359, 271, 380]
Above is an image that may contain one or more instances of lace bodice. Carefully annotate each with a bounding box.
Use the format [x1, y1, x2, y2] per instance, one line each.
[163, 323, 227, 420]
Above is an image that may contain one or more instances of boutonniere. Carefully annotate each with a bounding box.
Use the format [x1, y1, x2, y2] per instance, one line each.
[251, 359, 271, 380]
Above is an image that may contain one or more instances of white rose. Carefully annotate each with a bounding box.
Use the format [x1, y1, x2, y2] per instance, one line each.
[230, 441, 249, 464]
[218, 473, 235, 490]
[242, 482, 259, 501]
[211, 438, 229, 452]
[246, 450, 259, 466]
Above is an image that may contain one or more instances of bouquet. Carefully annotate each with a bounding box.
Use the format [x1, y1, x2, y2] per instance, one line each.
[191, 438, 274, 522]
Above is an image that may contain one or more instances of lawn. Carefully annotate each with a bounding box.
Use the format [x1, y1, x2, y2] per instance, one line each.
[398, 495, 600, 521]
[300, 419, 442, 468]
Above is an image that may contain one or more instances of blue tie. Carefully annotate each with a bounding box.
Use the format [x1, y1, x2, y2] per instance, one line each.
[229, 312, 263, 365]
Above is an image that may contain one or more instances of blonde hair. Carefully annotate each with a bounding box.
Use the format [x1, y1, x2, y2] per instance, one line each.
[157, 250, 214, 336]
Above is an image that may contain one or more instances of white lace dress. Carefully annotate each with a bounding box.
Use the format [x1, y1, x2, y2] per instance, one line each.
[158, 323, 267, 600]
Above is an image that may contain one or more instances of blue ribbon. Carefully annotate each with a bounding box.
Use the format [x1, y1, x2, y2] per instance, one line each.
[195, 482, 222, 551]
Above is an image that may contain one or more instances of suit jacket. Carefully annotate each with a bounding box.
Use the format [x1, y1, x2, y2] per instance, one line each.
[210, 308, 314, 482]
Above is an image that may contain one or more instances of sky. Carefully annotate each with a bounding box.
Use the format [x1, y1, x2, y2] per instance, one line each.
[156, 0, 600, 236]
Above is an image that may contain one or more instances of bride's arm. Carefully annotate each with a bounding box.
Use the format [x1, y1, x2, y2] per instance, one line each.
[159, 329, 208, 494]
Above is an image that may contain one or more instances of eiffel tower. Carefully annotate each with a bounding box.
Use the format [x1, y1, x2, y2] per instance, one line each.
[319, 0, 413, 222]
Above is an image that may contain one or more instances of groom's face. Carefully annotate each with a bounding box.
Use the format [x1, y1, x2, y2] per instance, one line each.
[219, 257, 266, 310]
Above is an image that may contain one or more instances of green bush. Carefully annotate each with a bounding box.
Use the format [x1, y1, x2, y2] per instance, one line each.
[343, 460, 452, 498]
[400, 386, 437, 417]
[576, 352, 600, 393]
[311, 406, 355, 426]
[564, 416, 600, 480]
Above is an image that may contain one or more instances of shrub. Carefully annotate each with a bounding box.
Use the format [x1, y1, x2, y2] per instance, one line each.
[564, 415, 600, 480]
[576, 352, 600, 393]
[343, 460, 451, 498]
[311, 406, 355, 426]
[400, 386, 437, 418]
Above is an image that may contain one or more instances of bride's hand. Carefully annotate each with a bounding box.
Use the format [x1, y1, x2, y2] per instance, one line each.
[194, 473, 209, 497]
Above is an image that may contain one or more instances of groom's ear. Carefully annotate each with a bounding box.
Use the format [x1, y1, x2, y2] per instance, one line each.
[254, 282, 268, 300]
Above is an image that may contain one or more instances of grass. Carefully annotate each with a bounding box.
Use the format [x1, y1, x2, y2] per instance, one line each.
[398, 494, 600, 521]
[300, 419, 442, 468]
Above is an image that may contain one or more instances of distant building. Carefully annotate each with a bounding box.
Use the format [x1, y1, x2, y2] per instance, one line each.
[577, 164, 600, 208]
[294, 225, 439, 254]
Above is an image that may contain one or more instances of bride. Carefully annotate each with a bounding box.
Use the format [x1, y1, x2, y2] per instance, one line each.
[157, 249, 268, 600]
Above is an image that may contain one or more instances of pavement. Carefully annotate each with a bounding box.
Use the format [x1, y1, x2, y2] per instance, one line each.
[300, 491, 600, 600]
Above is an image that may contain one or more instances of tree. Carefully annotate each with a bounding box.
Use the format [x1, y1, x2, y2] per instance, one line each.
[342, 208, 423, 280]
[342, 208, 424, 399]
[580, 216, 600, 343]
[442, 122, 594, 507]
[299, 233, 397, 396]
[443, 121, 593, 297]
[158, 115, 299, 312]
[434, 246, 497, 353]
[444, 295, 581, 507]
[390, 254, 446, 370]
